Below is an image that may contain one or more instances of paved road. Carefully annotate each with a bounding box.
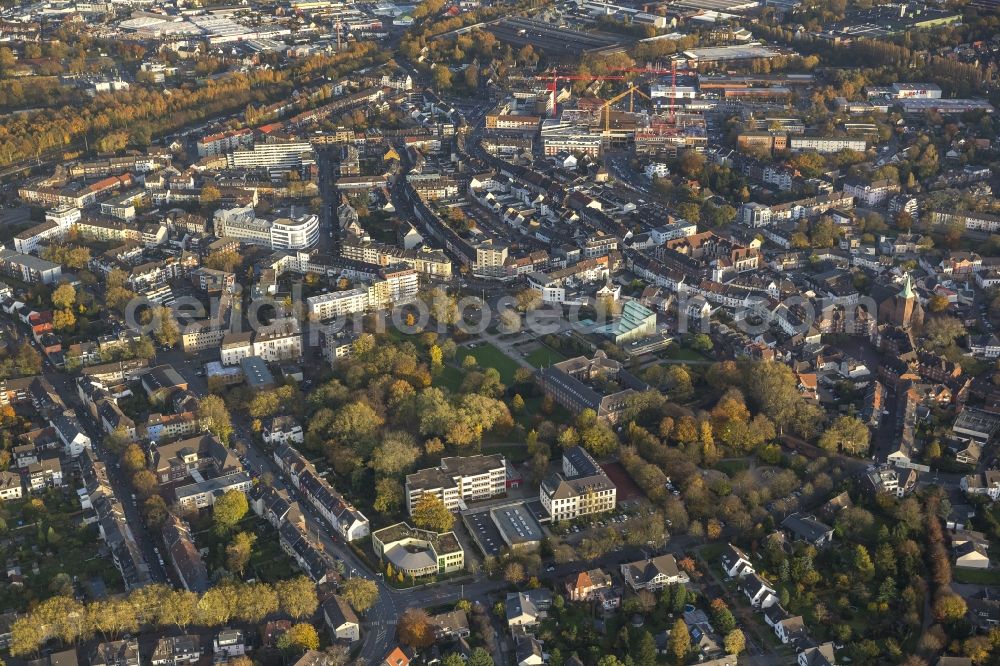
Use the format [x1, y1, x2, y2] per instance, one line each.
[0, 313, 170, 585]
[157, 349, 508, 662]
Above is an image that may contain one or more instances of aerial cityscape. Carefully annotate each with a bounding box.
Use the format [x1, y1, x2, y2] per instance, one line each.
[0, 0, 998, 664]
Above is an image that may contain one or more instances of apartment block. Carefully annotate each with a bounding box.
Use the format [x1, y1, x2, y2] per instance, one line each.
[406, 454, 507, 514]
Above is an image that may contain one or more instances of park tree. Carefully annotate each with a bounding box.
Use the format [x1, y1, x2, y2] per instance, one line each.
[467, 648, 493, 666]
[276, 577, 319, 619]
[504, 562, 526, 585]
[374, 477, 404, 514]
[212, 490, 249, 535]
[819, 415, 870, 455]
[744, 361, 801, 427]
[128, 583, 170, 625]
[399, 608, 435, 648]
[370, 431, 420, 475]
[198, 585, 239, 626]
[122, 443, 146, 473]
[159, 589, 199, 629]
[412, 493, 455, 532]
[198, 395, 233, 442]
[151, 306, 179, 347]
[633, 630, 657, 666]
[51, 283, 76, 310]
[53, 309, 75, 332]
[924, 316, 966, 351]
[927, 294, 949, 313]
[131, 469, 158, 499]
[678, 149, 706, 178]
[329, 401, 383, 447]
[853, 545, 875, 580]
[226, 531, 256, 575]
[143, 495, 169, 529]
[724, 629, 746, 654]
[432, 65, 452, 91]
[235, 582, 279, 623]
[9, 616, 44, 656]
[341, 577, 379, 612]
[464, 64, 479, 89]
[668, 618, 690, 664]
[277, 623, 320, 652]
[710, 599, 736, 634]
[249, 392, 280, 419]
[934, 593, 967, 622]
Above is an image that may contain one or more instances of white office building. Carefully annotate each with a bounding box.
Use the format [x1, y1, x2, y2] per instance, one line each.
[227, 141, 313, 171]
[307, 288, 370, 320]
[214, 206, 319, 250]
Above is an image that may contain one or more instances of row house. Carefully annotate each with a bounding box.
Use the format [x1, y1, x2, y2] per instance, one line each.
[273, 443, 370, 541]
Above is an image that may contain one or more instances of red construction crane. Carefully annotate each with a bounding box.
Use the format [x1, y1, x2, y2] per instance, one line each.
[534, 72, 629, 115]
[614, 63, 686, 122]
[612, 65, 695, 73]
[534, 72, 628, 91]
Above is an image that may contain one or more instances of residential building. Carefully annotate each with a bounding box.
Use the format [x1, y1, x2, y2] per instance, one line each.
[789, 137, 867, 153]
[515, 635, 545, 666]
[381, 647, 410, 666]
[798, 643, 837, 666]
[473, 239, 509, 278]
[322, 596, 360, 643]
[175, 472, 253, 510]
[742, 573, 778, 608]
[279, 521, 335, 583]
[954, 532, 990, 569]
[306, 288, 370, 319]
[197, 128, 254, 157]
[0, 249, 62, 284]
[773, 614, 807, 644]
[620, 554, 690, 591]
[0, 471, 23, 501]
[91, 641, 140, 666]
[720, 543, 755, 578]
[13, 219, 68, 254]
[213, 630, 246, 660]
[150, 636, 201, 666]
[428, 610, 470, 641]
[864, 465, 917, 498]
[162, 514, 209, 593]
[214, 206, 320, 250]
[844, 178, 899, 206]
[781, 513, 834, 547]
[565, 568, 618, 610]
[273, 443, 370, 540]
[150, 433, 241, 485]
[227, 140, 314, 171]
[961, 471, 1000, 501]
[505, 589, 553, 629]
[262, 416, 304, 446]
[27, 457, 63, 492]
[220, 331, 255, 365]
[253, 318, 302, 362]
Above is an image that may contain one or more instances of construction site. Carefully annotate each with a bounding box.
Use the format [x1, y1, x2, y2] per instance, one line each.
[485, 65, 709, 157]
